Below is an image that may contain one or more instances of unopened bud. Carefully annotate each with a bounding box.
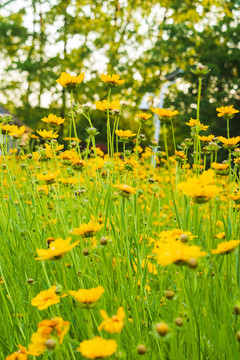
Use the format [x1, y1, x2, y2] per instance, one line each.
[175, 317, 183, 326]
[155, 322, 169, 336]
[137, 345, 147, 355]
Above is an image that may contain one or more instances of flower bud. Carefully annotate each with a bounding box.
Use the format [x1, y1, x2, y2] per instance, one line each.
[165, 290, 175, 299]
[45, 338, 57, 350]
[137, 345, 147, 355]
[155, 322, 169, 336]
[188, 258, 198, 269]
[175, 317, 183, 326]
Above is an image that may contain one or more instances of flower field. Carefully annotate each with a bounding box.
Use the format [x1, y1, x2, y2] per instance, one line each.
[1, 68, 240, 360]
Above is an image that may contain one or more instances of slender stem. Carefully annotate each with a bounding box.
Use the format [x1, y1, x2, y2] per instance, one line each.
[170, 119, 176, 153]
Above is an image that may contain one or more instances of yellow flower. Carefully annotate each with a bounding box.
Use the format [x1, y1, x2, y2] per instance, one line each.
[41, 114, 65, 126]
[37, 129, 59, 140]
[101, 73, 124, 86]
[71, 220, 103, 237]
[58, 177, 77, 186]
[69, 286, 105, 306]
[136, 112, 152, 123]
[211, 240, 240, 255]
[113, 184, 137, 197]
[229, 192, 240, 204]
[178, 170, 220, 203]
[8, 126, 25, 139]
[175, 150, 187, 162]
[218, 136, 240, 149]
[71, 158, 86, 171]
[0, 123, 14, 134]
[36, 237, 79, 260]
[156, 242, 207, 266]
[77, 337, 117, 359]
[37, 185, 49, 195]
[186, 118, 209, 131]
[115, 129, 136, 138]
[56, 72, 84, 89]
[28, 317, 69, 356]
[212, 162, 229, 175]
[6, 345, 29, 360]
[95, 99, 120, 112]
[36, 170, 60, 183]
[31, 285, 62, 310]
[216, 105, 239, 118]
[199, 135, 215, 142]
[98, 307, 125, 333]
[151, 107, 178, 119]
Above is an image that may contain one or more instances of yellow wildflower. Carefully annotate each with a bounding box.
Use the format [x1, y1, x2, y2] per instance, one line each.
[101, 73, 124, 86]
[77, 337, 117, 359]
[6, 345, 29, 360]
[113, 184, 137, 197]
[69, 286, 105, 306]
[37, 129, 59, 140]
[115, 129, 136, 138]
[71, 220, 103, 237]
[95, 100, 120, 112]
[41, 114, 65, 126]
[31, 285, 62, 310]
[36, 237, 79, 260]
[211, 240, 240, 255]
[98, 307, 125, 333]
[56, 72, 84, 88]
[186, 118, 209, 131]
[216, 105, 239, 118]
[28, 317, 69, 356]
[151, 108, 178, 118]
[36, 170, 60, 183]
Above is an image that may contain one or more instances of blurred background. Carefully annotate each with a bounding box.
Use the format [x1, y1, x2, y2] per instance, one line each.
[0, 0, 239, 150]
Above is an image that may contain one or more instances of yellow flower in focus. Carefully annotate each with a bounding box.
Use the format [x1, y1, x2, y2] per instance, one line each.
[31, 285, 62, 310]
[56, 72, 84, 89]
[211, 240, 240, 255]
[151, 108, 178, 118]
[69, 286, 105, 306]
[98, 307, 125, 333]
[36, 237, 79, 260]
[115, 129, 136, 138]
[199, 135, 215, 142]
[95, 99, 120, 112]
[186, 118, 209, 131]
[218, 136, 240, 149]
[6, 345, 29, 360]
[77, 336, 117, 359]
[216, 105, 239, 118]
[71, 220, 103, 237]
[28, 317, 69, 356]
[101, 73, 124, 86]
[41, 114, 65, 126]
[136, 112, 152, 123]
[37, 129, 59, 140]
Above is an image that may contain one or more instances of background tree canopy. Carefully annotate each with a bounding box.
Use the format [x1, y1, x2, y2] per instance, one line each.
[0, 0, 239, 150]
